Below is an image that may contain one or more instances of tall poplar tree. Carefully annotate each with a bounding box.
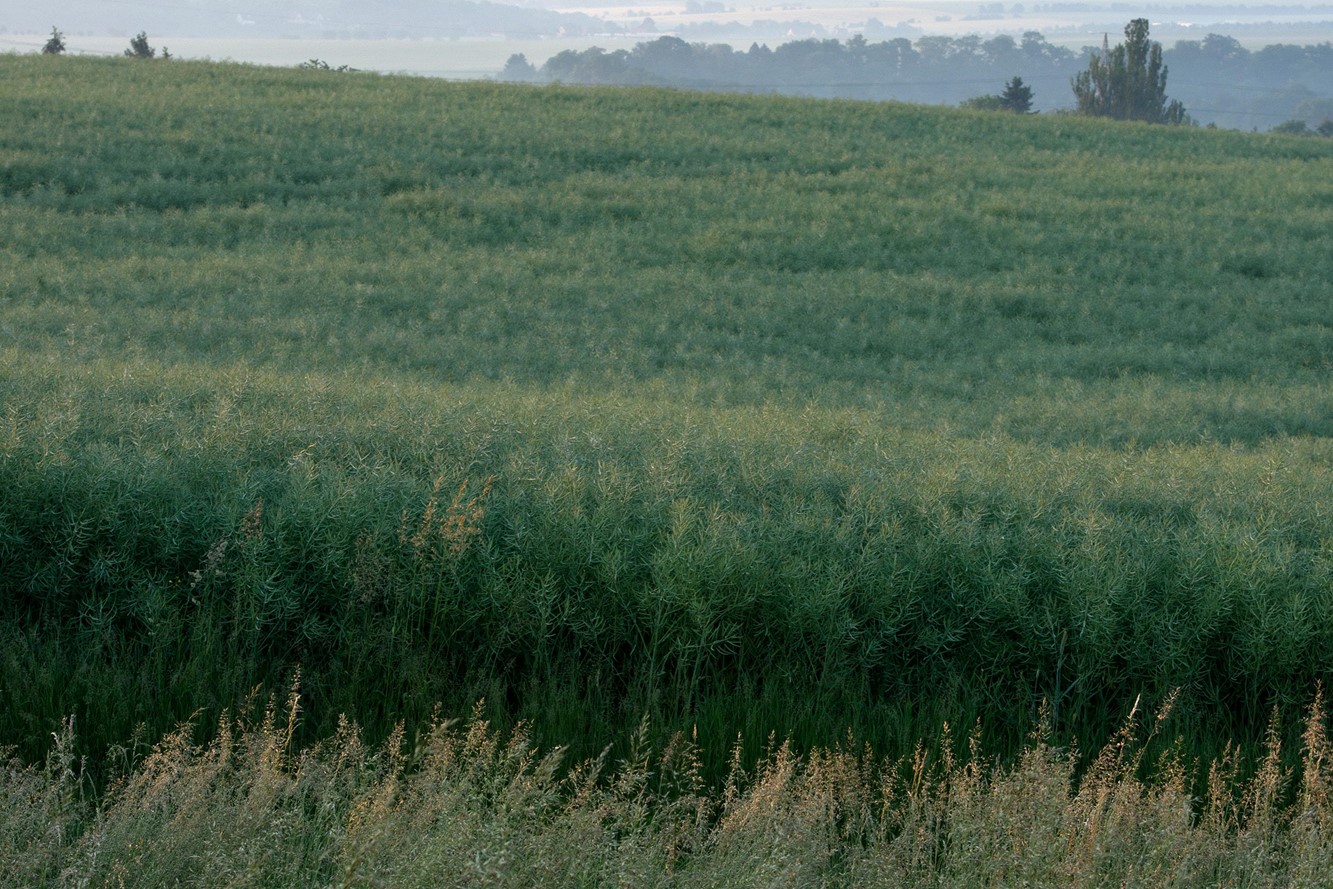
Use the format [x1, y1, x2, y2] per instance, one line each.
[1072, 19, 1188, 124]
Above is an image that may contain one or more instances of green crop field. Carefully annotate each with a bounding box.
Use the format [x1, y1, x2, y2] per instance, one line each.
[2, 53, 1332, 885]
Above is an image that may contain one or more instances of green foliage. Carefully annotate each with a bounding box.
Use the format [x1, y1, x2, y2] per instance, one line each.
[1168, 44, 1333, 131]
[1000, 75, 1034, 112]
[1273, 119, 1312, 135]
[1073, 19, 1189, 124]
[298, 58, 354, 72]
[962, 77, 1033, 113]
[960, 94, 1005, 111]
[535, 32, 1081, 109]
[41, 27, 65, 55]
[123, 31, 155, 59]
[501, 52, 538, 82]
[0, 55, 1330, 783]
[1274, 118, 1333, 137]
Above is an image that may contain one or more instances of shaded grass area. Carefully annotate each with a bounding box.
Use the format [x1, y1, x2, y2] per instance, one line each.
[2, 356, 1329, 776]
[0, 55, 1331, 785]
[6, 687, 1333, 887]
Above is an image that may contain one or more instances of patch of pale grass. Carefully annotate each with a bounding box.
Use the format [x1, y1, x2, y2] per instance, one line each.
[6, 687, 1333, 888]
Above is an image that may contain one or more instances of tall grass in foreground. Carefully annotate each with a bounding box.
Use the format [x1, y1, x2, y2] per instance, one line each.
[6, 686, 1333, 888]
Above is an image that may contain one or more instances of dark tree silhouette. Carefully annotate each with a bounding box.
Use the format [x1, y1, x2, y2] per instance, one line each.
[125, 31, 156, 59]
[962, 76, 1034, 113]
[1272, 120, 1311, 135]
[500, 53, 538, 82]
[42, 26, 66, 55]
[1072, 19, 1188, 124]
[1000, 76, 1034, 113]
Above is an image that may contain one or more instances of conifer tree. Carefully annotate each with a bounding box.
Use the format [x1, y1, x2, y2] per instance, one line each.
[125, 31, 156, 59]
[42, 26, 66, 55]
[1000, 76, 1034, 113]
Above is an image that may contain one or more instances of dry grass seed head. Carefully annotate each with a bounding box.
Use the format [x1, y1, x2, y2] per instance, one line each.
[1300, 682, 1332, 821]
[1242, 707, 1290, 842]
[188, 535, 228, 591]
[402, 473, 494, 560]
[442, 475, 493, 556]
[240, 497, 263, 541]
[1202, 741, 1244, 835]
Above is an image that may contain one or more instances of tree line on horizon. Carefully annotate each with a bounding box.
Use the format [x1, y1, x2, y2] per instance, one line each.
[42, 26, 168, 59]
[35, 18, 1332, 132]
[502, 22, 1333, 132]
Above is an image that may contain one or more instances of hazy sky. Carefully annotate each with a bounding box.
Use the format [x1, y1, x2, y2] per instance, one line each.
[8, 0, 1332, 78]
[16, 0, 1330, 39]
